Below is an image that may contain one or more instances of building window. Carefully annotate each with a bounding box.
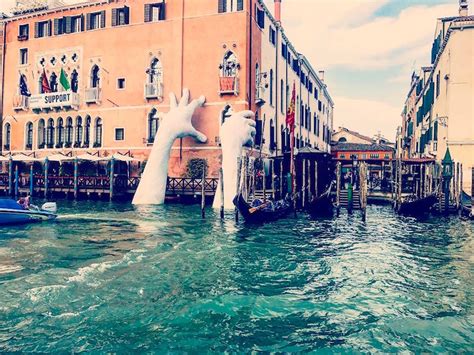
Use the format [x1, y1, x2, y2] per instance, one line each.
[84, 116, 91, 147]
[148, 109, 159, 143]
[35, 20, 52, 38]
[65, 117, 73, 146]
[269, 119, 276, 151]
[218, 0, 243, 13]
[117, 78, 126, 90]
[221, 51, 238, 77]
[49, 72, 58, 93]
[269, 69, 274, 106]
[94, 118, 103, 147]
[87, 11, 106, 30]
[18, 24, 29, 40]
[19, 48, 28, 65]
[90, 65, 100, 88]
[71, 15, 84, 33]
[75, 116, 83, 147]
[46, 118, 55, 148]
[436, 71, 440, 98]
[71, 70, 79, 93]
[38, 119, 45, 148]
[3, 123, 11, 150]
[112, 6, 130, 26]
[269, 26, 276, 46]
[54, 17, 66, 35]
[280, 80, 284, 114]
[115, 128, 125, 141]
[340, 154, 345, 159]
[145, 3, 166, 22]
[25, 122, 33, 149]
[56, 118, 64, 147]
[256, 6, 265, 28]
[255, 63, 260, 99]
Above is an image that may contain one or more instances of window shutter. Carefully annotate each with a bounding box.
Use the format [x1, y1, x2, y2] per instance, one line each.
[100, 10, 106, 28]
[144, 4, 151, 22]
[112, 8, 117, 27]
[237, 0, 243, 11]
[80, 15, 85, 31]
[159, 3, 165, 20]
[86, 13, 91, 30]
[54, 18, 60, 35]
[218, 0, 226, 13]
[65, 16, 72, 33]
[124, 6, 130, 24]
[48, 20, 52, 36]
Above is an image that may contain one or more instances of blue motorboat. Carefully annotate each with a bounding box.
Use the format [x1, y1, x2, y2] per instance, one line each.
[0, 199, 57, 225]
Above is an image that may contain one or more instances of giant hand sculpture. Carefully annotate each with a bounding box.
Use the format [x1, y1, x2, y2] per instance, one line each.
[132, 89, 206, 205]
[213, 110, 256, 209]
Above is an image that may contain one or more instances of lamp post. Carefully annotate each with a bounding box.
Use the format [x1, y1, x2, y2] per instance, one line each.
[442, 148, 453, 214]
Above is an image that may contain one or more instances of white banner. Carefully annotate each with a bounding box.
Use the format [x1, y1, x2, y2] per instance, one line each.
[29, 92, 79, 110]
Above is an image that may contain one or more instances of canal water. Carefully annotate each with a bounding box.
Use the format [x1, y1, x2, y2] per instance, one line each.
[0, 201, 473, 352]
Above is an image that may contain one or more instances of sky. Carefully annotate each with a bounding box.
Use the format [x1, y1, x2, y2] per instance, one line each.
[0, 0, 467, 140]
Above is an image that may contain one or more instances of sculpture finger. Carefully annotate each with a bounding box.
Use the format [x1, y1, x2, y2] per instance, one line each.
[248, 126, 257, 138]
[190, 128, 208, 143]
[189, 95, 206, 111]
[169, 92, 178, 109]
[179, 88, 190, 107]
[238, 110, 255, 120]
[245, 118, 256, 127]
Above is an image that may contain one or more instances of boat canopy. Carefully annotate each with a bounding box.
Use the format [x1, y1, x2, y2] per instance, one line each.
[0, 199, 23, 210]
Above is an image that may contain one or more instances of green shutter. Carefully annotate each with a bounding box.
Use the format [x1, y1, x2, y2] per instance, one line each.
[112, 8, 117, 26]
[144, 4, 151, 22]
[100, 10, 106, 28]
[124, 6, 130, 24]
[237, 0, 243, 11]
[54, 18, 60, 35]
[218, 0, 226, 13]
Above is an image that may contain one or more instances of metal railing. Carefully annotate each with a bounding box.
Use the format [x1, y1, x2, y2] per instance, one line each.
[85, 87, 100, 104]
[144, 82, 163, 99]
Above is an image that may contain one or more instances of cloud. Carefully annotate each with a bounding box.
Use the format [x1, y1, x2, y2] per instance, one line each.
[333, 96, 401, 139]
[267, 0, 458, 71]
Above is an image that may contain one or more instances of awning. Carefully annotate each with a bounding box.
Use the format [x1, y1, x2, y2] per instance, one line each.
[11, 153, 38, 162]
[76, 153, 104, 162]
[43, 154, 75, 162]
[111, 153, 140, 162]
[0, 155, 11, 162]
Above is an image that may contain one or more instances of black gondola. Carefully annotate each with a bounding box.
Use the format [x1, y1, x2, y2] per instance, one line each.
[233, 194, 292, 223]
[397, 194, 438, 216]
[307, 182, 334, 216]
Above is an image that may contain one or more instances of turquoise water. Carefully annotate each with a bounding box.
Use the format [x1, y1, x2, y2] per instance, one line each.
[0, 201, 473, 352]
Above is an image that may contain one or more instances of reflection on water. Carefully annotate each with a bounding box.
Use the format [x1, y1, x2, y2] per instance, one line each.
[0, 201, 473, 352]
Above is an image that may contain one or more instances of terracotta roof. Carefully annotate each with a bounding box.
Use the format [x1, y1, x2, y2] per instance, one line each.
[334, 127, 372, 142]
[332, 143, 394, 152]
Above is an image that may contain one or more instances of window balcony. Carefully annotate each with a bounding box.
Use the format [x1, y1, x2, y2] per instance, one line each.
[17, 34, 29, 41]
[144, 82, 163, 100]
[13, 95, 29, 111]
[85, 87, 101, 104]
[219, 76, 239, 96]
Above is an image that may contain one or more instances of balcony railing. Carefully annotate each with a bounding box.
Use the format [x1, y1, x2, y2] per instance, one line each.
[219, 76, 239, 96]
[144, 82, 163, 100]
[85, 87, 100, 104]
[13, 95, 29, 111]
[17, 34, 29, 41]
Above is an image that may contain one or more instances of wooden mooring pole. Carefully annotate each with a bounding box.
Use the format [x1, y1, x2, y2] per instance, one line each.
[219, 167, 224, 220]
[201, 165, 206, 219]
[235, 157, 242, 223]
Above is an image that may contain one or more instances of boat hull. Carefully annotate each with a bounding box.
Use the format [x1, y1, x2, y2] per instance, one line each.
[0, 209, 57, 225]
[233, 194, 292, 223]
[307, 195, 334, 217]
[397, 195, 438, 216]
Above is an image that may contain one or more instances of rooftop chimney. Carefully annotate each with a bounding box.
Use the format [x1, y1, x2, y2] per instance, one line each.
[459, 0, 468, 16]
[318, 70, 325, 82]
[274, 0, 281, 23]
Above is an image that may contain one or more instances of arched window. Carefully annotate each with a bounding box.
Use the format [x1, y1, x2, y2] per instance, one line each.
[75, 116, 83, 147]
[49, 72, 58, 93]
[71, 70, 79, 93]
[338, 137, 347, 143]
[296, 134, 300, 149]
[56, 117, 64, 147]
[84, 116, 91, 147]
[94, 118, 103, 147]
[255, 63, 260, 99]
[65, 117, 73, 146]
[280, 125, 286, 152]
[38, 119, 45, 148]
[147, 58, 163, 85]
[269, 69, 274, 106]
[148, 109, 159, 143]
[269, 119, 275, 151]
[280, 80, 284, 114]
[221, 51, 238, 77]
[46, 118, 55, 148]
[3, 123, 11, 150]
[26, 121, 33, 149]
[90, 65, 100, 88]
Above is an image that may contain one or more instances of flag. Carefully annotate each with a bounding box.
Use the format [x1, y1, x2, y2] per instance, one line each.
[286, 82, 296, 133]
[59, 68, 70, 91]
[41, 69, 51, 93]
[19, 74, 31, 97]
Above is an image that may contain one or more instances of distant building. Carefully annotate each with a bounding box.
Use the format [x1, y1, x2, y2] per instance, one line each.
[398, 0, 473, 193]
[332, 127, 394, 146]
[0, 0, 334, 178]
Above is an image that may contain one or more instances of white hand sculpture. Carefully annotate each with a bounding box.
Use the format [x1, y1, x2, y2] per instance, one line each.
[133, 89, 207, 205]
[213, 110, 256, 209]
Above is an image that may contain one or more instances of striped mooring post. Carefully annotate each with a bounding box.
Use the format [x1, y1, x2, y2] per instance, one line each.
[29, 164, 34, 197]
